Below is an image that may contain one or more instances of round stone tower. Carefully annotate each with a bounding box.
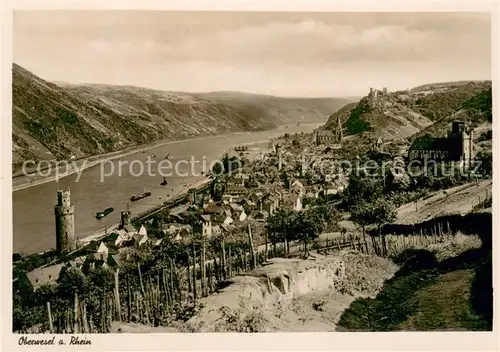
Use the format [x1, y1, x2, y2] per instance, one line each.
[54, 188, 76, 254]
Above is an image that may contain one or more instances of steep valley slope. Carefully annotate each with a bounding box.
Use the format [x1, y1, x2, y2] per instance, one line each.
[12, 63, 351, 174]
[324, 81, 492, 144]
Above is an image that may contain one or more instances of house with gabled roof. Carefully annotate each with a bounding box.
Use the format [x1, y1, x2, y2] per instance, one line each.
[247, 191, 263, 204]
[225, 184, 247, 197]
[234, 208, 247, 222]
[68, 256, 86, 269]
[282, 192, 303, 211]
[133, 233, 148, 247]
[233, 172, 251, 186]
[328, 176, 348, 195]
[228, 203, 247, 222]
[124, 223, 138, 235]
[259, 192, 280, 215]
[81, 253, 120, 275]
[222, 194, 237, 203]
[220, 223, 233, 234]
[240, 198, 257, 211]
[409, 136, 452, 160]
[153, 238, 164, 247]
[26, 264, 64, 291]
[204, 203, 225, 216]
[94, 242, 109, 260]
[268, 187, 283, 200]
[161, 223, 192, 242]
[252, 210, 269, 222]
[212, 225, 223, 237]
[212, 213, 233, 226]
[104, 230, 133, 249]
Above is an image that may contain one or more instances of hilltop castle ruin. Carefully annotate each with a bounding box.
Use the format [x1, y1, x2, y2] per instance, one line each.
[368, 87, 388, 100]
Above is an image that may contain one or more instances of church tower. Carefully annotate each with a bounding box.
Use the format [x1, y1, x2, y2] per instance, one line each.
[336, 115, 343, 143]
[461, 122, 474, 169]
[450, 121, 474, 168]
[55, 188, 76, 254]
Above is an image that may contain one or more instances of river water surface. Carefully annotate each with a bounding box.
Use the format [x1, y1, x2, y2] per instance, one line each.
[13, 123, 321, 254]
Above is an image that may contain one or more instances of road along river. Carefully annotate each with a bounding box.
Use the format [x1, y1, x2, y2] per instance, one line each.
[13, 123, 321, 254]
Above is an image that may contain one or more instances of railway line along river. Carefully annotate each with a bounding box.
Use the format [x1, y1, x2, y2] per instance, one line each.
[13, 123, 322, 254]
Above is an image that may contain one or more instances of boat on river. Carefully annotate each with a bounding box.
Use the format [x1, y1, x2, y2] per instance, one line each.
[96, 207, 114, 219]
[130, 190, 152, 202]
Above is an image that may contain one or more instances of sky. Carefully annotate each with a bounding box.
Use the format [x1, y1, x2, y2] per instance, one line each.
[13, 11, 491, 97]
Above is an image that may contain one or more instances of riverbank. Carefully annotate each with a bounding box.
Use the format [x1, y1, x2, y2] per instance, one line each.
[12, 130, 250, 193]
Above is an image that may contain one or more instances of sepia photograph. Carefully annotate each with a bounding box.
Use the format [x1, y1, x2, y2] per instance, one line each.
[6, 2, 495, 346]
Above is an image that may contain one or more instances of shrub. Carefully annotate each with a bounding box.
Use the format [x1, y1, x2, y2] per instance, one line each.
[394, 249, 438, 275]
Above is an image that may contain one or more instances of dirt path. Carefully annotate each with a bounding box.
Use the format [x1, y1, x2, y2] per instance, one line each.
[396, 180, 492, 225]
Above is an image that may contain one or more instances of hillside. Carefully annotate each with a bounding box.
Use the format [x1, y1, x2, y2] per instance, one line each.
[324, 81, 492, 143]
[324, 102, 358, 130]
[325, 90, 434, 142]
[193, 91, 352, 125]
[396, 180, 492, 225]
[12, 64, 348, 173]
[410, 85, 492, 142]
[409, 80, 488, 94]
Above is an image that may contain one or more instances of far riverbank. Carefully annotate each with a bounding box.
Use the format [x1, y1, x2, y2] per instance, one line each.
[13, 130, 251, 193]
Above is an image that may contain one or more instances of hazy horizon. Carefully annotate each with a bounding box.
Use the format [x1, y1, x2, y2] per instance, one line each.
[14, 11, 491, 97]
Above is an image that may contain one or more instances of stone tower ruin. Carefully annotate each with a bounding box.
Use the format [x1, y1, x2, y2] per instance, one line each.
[54, 188, 76, 254]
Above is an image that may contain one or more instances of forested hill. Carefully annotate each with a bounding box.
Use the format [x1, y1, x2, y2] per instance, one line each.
[323, 81, 492, 143]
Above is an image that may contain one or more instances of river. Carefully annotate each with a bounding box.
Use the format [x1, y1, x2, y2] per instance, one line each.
[13, 123, 322, 254]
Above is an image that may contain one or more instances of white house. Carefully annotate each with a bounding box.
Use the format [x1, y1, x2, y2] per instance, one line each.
[229, 203, 247, 222]
[222, 215, 234, 226]
[94, 242, 109, 260]
[26, 264, 63, 291]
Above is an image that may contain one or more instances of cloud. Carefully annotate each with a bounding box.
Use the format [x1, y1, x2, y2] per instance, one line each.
[79, 18, 475, 67]
[13, 12, 491, 96]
